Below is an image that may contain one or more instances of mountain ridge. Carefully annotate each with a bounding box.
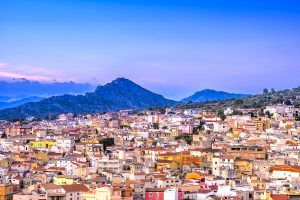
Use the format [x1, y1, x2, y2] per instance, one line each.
[181, 89, 250, 103]
[0, 80, 95, 97]
[0, 78, 176, 120]
[0, 96, 44, 110]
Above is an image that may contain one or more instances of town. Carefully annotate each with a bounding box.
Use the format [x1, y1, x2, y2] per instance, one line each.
[0, 103, 299, 200]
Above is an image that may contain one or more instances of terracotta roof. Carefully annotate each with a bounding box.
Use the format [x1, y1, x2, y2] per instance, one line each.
[271, 194, 289, 200]
[270, 165, 300, 173]
[41, 183, 61, 190]
[61, 184, 89, 192]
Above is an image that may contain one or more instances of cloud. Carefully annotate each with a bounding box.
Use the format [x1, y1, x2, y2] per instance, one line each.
[0, 62, 75, 82]
[0, 71, 53, 82]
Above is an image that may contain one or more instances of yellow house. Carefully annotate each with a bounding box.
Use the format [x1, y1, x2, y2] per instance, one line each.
[185, 172, 202, 180]
[251, 180, 267, 190]
[31, 162, 38, 168]
[157, 153, 182, 170]
[156, 160, 178, 171]
[53, 176, 79, 185]
[156, 152, 202, 170]
[0, 184, 13, 200]
[234, 159, 253, 178]
[232, 131, 239, 139]
[30, 141, 57, 149]
[252, 119, 271, 131]
[35, 151, 49, 162]
[0, 160, 9, 168]
[81, 138, 99, 144]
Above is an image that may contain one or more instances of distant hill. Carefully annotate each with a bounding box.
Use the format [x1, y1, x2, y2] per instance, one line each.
[178, 87, 300, 110]
[0, 96, 12, 102]
[181, 89, 250, 103]
[0, 96, 44, 110]
[0, 80, 95, 97]
[0, 78, 176, 120]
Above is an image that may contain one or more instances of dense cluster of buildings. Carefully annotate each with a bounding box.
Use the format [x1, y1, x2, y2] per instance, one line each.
[0, 103, 300, 200]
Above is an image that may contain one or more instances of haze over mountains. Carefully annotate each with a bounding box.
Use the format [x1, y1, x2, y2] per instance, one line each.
[0, 78, 176, 119]
[0, 80, 96, 109]
[0, 80, 95, 97]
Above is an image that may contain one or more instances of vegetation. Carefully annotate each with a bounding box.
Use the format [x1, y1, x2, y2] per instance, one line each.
[175, 134, 192, 145]
[100, 138, 115, 151]
[217, 110, 226, 120]
[1, 132, 7, 139]
[0, 78, 176, 120]
[177, 86, 300, 111]
[193, 120, 205, 134]
[152, 123, 159, 129]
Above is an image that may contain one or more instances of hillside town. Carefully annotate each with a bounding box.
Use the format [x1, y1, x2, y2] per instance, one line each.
[0, 103, 299, 200]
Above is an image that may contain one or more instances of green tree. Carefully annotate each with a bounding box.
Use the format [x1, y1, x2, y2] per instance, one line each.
[285, 100, 292, 105]
[234, 99, 244, 105]
[1, 132, 7, 139]
[271, 88, 276, 94]
[159, 108, 166, 114]
[217, 110, 226, 121]
[100, 138, 115, 151]
[193, 121, 205, 134]
[153, 123, 159, 129]
[175, 134, 192, 145]
[265, 111, 271, 118]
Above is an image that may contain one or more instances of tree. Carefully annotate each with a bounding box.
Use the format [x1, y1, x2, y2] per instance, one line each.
[159, 108, 166, 114]
[100, 138, 115, 151]
[263, 88, 269, 94]
[271, 88, 276, 94]
[152, 141, 158, 146]
[193, 121, 205, 134]
[153, 123, 159, 129]
[285, 100, 292, 105]
[265, 111, 271, 118]
[217, 110, 226, 121]
[232, 110, 243, 115]
[234, 99, 244, 105]
[1, 132, 7, 139]
[175, 134, 192, 145]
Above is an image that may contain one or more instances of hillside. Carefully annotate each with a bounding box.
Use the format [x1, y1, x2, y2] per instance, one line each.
[181, 89, 249, 103]
[0, 80, 95, 97]
[177, 87, 300, 110]
[0, 78, 176, 120]
[0, 96, 44, 110]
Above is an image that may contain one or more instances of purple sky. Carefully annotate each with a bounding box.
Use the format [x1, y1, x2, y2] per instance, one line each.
[0, 0, 300, 100]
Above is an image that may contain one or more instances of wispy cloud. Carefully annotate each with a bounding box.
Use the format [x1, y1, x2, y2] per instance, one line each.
[0, 62, 74, 82]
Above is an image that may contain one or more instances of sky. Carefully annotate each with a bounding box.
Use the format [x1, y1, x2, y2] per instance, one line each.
[0, 0, 300, 100]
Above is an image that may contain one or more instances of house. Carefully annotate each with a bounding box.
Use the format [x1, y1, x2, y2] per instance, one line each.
[61, 184, 89, 200]
[270, 165, 300, 180]
[81, 186, 111, 200]
[157, 178, 182, 188]
[0, 184, 13, 200]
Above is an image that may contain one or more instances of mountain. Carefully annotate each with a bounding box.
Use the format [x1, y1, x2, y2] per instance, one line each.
[0, 96, 44, 110]
[177, 87, 300, 111]
[0, 80, 95, 97]
[181, 89, 250, 103]
[0, 78, 176, 120]
[0, 96, 12, 102]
